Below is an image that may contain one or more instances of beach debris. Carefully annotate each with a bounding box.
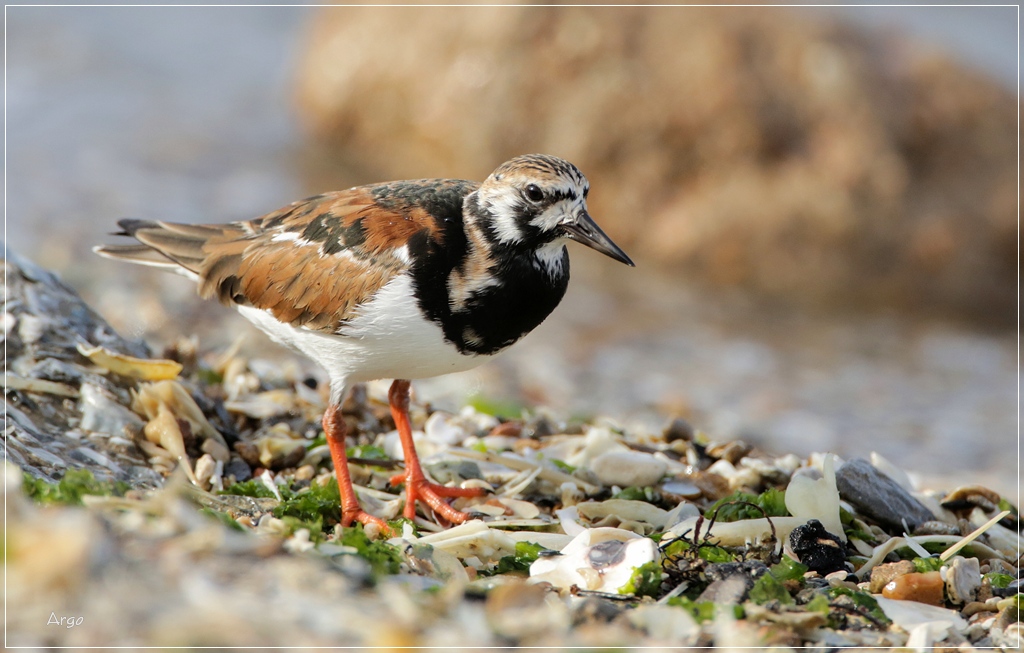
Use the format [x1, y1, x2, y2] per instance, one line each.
[835, 458, 936, 531]
[76, 342, 182, 380]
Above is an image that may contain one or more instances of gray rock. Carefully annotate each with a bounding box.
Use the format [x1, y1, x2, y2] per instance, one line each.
[835, 458, 935, 531]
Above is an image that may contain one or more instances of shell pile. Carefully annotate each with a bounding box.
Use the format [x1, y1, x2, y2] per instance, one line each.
[5, 252, 1022, 648]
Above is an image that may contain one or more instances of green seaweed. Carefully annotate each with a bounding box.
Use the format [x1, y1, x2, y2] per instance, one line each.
[619, 560, 663, 597]
[272, 478, 342, 525]
[985, 572, 1014, 589]
[219, 478, 278, 499]
[667, 596, 744, 623]
[705, 488, 788, 522]
[828, 586, 890, 624]
[805, 593, 832, 615]
[912, 556, 943, 573]
[336, 525, 402, 576]
[481, 541, 546, 576]
[200, 507, 245, 531]
[346, 444, 388, 461]
[22, 469, 129, 506]
[698, 545, 736, 563]
[549, 458, 577, 475]
[467, 394, 525, 419]
[770, 555, 809, 582]
[749, 569, 793, 605]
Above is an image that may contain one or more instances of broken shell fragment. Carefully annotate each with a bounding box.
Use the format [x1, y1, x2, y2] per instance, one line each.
[141, 402, 198, 485]
[4, 373, 79, 397]
[785, 454, 844, 543]
[941, 485, 1002, 515]
[529, 527, 658, 593]
[78, 382, 144, 435]
[131, 380, 226, 446]
[224, 389, 301, 419]
[76, 342, 182, 380]
[576, 499, 668, 535]
[254, 435, 306, 470]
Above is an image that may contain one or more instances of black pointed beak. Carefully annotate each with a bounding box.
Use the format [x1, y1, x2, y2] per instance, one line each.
[560, 211, 635, 267]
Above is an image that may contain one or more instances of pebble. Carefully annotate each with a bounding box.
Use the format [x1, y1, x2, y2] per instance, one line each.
[201, 437, 230, 464]
[485, 581, 569, 639]
[224, 454, 253, 482]
[941, 485, 1001, 515]
[193, 453, 218, 488]
[697, 574, 751, 605]
[663, 417, 695, 442]
[882, 571, 945, 606]
[293, 464, 315, 482]
[835, 458, 936, 531]
[869, 560, 917, 594]
[589, 450, 667, 488]
[962, 601, 999, 617]
[944, 555, 981, 605]
[706, 440, 751, 464]
[661, 479, 701, 499]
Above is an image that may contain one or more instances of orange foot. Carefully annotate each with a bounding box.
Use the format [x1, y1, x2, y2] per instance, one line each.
[341, 506, 392, 534]
[389, 472, 487, 523]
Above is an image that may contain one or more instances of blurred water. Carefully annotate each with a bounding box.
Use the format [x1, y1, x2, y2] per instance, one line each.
[5, 6, 1018, 495]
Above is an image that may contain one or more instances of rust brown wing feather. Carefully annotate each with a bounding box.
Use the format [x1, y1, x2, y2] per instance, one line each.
[95, 185, 453, 332]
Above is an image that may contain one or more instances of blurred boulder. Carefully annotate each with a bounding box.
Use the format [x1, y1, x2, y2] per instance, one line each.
[293, 6, 1015, 323]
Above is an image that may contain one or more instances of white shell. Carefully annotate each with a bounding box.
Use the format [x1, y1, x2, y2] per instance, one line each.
[590, 450, 667, 487]
[576, 499, 669, 535]
[529, 527, 658, 593]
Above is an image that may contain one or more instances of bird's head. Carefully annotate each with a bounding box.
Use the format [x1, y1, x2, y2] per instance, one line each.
[472, 154, 634, 267]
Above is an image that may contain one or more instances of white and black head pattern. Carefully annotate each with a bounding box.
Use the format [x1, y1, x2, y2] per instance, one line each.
[471, 154, 590, 253]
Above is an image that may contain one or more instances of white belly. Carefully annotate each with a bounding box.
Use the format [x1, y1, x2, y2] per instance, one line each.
[236, 275, 488, 396]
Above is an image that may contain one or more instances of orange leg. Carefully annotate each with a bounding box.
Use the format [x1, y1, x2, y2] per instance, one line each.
[324, 406, 392, 536]
[387, 379, 486, 523]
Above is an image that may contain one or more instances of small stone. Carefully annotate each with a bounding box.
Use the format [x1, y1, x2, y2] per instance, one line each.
[706, 440, 751, 465]
[661, 479, 702, 499]
[294, 464, 315, 482]
[224, 454, 252, 482]
[941, 485, 1001, 516]
[835, 458, 936, 531]
[485, 581, 569, 639]
[488, 421, 523, 437]
[962, 601, 999, 617]
[691, 470, 730, 501]
[945, 555, 981, 605]
[193, 453, 217, 489]
[233, 440, 261, 468]
[869, 560, 917, 594]
[789, 519, 847, 576]
[590, 450, 667, 488]
[663, 417, 695, 442]
[882, 571, 945, 606]
[201, 437, 230, 464]
[697, 574, 751, 605]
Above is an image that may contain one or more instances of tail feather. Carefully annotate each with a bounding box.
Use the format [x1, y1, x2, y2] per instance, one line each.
[93, 243, 188, 273]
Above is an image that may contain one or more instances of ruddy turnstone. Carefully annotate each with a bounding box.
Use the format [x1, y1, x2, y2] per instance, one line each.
[96, 153, 633, 534]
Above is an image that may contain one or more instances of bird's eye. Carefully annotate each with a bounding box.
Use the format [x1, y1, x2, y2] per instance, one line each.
[525, 184, 544, 203]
